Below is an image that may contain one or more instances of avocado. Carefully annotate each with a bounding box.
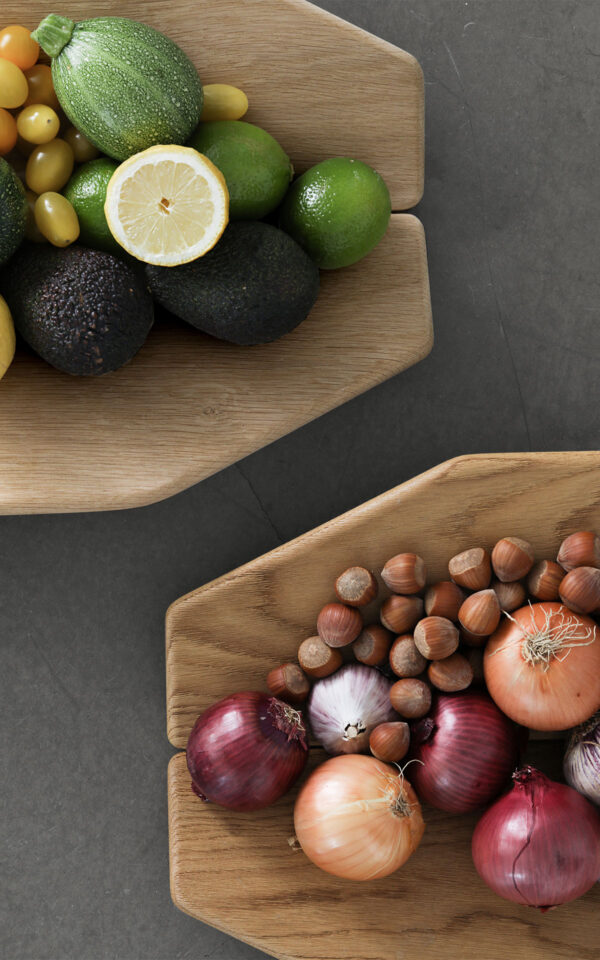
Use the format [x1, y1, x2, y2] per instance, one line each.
[145, 221, 320, 345]
[0, 158, 28, 266]
[1, 244, 154, 375]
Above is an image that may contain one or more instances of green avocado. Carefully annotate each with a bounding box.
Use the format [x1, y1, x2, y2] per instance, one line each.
[0, 158, 28, 266]
[0, 244, 154, 375]
[145, 221, 320, 345]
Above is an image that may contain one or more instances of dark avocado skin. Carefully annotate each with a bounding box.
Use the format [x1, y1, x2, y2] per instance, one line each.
[1, 244, 154, 375]
[0, 158, 27, 266]
[145, 221, 320, 345]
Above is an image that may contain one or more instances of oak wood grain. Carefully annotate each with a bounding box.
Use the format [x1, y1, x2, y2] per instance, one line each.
[166, 452, 600, 958]
[0, 0, 428, 515]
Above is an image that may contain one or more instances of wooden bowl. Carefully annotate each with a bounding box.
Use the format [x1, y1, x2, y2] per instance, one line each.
[0, 0, 431, 514]
[166, 452, 600, 960]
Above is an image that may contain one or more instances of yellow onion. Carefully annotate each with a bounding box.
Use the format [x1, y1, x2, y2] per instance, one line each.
[294, 754, 424, 880]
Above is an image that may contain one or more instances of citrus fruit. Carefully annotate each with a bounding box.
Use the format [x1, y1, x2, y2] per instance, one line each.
[0, 294, 16, 380]
[279, 157, 391, 269]
[188, 120, 292, 220]
[64, 157, 120, 253]
[104, 145, 229, 266]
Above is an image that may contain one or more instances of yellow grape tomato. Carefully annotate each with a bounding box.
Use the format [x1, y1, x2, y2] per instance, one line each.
[0, 107, 18, 155]
[201, 84, 249, 122]
[0, 25, 39, 70]
[26, 138, 74, 193]
[34, 192, 80, 247]
[64, 126, 100, 162]
[0, 58, 28, 109]
[17, 104, 60, 144]
[24, 64, 60, 110]
[24, 189, 46, 243]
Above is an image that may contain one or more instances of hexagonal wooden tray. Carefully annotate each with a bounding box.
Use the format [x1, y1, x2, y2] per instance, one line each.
[166, 452, 600, 960]
[0, 0, 430, 514]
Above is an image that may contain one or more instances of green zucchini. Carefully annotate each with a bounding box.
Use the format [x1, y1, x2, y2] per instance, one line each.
[32, 14, 203, 161]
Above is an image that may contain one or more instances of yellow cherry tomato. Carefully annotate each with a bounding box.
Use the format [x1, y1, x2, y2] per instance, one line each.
[0, 294, 16, 381]
[64, 125, 100, 162]
[17, 104, 60, 144]
[201, 84, 249, 122]
[0, 59, 28, 109]
[26, 138, 74, 193]
[0, 25, 39, 70]
[34, 192, 79, 247]
[24, 64, 60, 110]
[24, 189, 46, 242]
[0, 107, 17, 155]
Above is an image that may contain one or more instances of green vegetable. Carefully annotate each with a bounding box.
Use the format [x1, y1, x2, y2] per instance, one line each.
[1, 244, 154, 375]
[32, 14, 203, 161]
[145, 221, 319, 345]
[0, 158, 27, 266]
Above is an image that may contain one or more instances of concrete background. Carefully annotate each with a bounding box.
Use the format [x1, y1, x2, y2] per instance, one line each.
[3, 2, 599, 958]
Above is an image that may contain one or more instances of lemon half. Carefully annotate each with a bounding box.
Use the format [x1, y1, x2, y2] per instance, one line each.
[104, 145, 229, 267]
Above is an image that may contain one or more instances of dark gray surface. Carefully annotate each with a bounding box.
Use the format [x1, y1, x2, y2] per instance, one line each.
[2, 2, 599, 958]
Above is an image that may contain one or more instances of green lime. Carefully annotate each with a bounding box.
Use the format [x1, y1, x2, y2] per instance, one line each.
[63, 158, 120, 254]
[279, 158, 391, 269]
[0, 157, 27, 266]
[188, 120, 293, 220]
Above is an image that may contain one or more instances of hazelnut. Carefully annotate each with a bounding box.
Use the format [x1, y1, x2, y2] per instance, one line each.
[491, 536, 535, 582]
[458, 589, 501, 636]
[424, 580, 465, 621]
[448, 547, 491, 590]
[369, 722, 410, 763]
[557, 531, 600, 571]
[491, 578, 527, 612]
[559, 567, 600, 615]
[389, 634, 427, 678]
[317, 602, 362, 648]
[527, 560, 565, 602]
[353, 625, 392, 667]
[427, 652, 473, 692]
[381, 552, 427, 595]
[380, 595, 423, 634]
[389, 678, 432, 719]
[298, 635, 342, 678]
[334, 566, 378, 607]
[413, 616, 459, 660]
[463, 646, 485, 685]
[459, 626, 488, 648]
[266, 663, 310, 704]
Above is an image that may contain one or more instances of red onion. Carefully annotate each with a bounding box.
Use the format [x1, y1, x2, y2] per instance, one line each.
[473, 766, 600, 909]
[409, 691, 521, 813]
[186, 691, 308, 811]
[308, 663, 397, 755]
[564, 712, 600, 806]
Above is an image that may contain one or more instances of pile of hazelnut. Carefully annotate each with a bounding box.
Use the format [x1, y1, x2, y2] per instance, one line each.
[266, 531, 600, 764]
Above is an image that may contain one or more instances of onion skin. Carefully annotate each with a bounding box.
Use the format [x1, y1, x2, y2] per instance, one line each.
[409, 691, 521, 813]
[564, 713, 600, 806]
[186, 692, 308, 811]
[484, 602, 600, 730]
[294, 754, 425, 880]
[472, 766, 600, 908]
[308, 663, 396, 755]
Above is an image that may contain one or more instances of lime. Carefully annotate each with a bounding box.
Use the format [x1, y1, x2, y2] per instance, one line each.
[279, 158, 391, 269]
[188, 120, 293, 220]
[63, 157, 119, 253]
